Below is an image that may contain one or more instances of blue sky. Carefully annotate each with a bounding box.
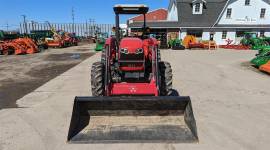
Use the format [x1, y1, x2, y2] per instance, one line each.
[0, 0, 169, 30]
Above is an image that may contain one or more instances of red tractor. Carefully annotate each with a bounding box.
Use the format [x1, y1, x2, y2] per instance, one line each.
[67, 5, 198, 143]
[92, 6, 171, 96]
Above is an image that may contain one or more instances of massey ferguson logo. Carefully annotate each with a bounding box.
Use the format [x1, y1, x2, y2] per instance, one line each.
[129, 87, 137, 93]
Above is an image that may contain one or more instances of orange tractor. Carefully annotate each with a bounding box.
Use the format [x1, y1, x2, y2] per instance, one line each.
[60, 31, 78, 47]
[0, 30, 38, 55]
[0, 40, 25, 55]
[13, 38, 38, 54]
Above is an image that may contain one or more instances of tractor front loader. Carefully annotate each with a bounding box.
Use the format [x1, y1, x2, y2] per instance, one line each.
[67, 5, 198, 143]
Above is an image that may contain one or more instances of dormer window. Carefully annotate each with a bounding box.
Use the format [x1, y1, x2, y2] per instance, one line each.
[195, 3, 200, 12]
[245, 0, 250, 6]
[193, 3, 202, 14]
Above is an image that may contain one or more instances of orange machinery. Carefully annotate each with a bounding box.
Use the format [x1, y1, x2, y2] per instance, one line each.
[183, 35, 205, 49]
[259, 61, 270, 74]
[0, 38, 38, 55]
[45, 22, 66, 48]
[13, 38, 38, 54]
[0, 40, 26, 55]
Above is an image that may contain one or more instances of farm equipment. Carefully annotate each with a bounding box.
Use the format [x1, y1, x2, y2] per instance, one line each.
[29, 30, 49, 50]
[168, 32, 185, 50]
[259, 61, 270, 74]
[0, 31, 25, 55]
[44, 22, 66, 48]
[0, 30, 38, 55]
[67, 4, 198, 143]
[257, 46, 270, 56]
[183, 35, 204, 49]
[168, 39, 185, 50]
[251, 51, 270, 68]
[13, 38, 38, 54]
[241, 32, 269, 50]
[219, 44, 250, 50]
[59, 31, 78, 47]
[219, 38, 250, 50]
[95, 32, 108, 51]
[0, 41, 25, 55]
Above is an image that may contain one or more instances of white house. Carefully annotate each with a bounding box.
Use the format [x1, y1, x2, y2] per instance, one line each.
[129, 0, 270, 45]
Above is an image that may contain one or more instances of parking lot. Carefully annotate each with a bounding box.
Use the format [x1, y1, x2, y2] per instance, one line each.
[0, 44, 95, 109]
[1, 47, 270, 150]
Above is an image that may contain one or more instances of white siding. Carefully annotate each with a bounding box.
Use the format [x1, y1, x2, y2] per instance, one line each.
[167, 3, 178, 21]
[179, 31, 187, 39]
[214, 31, 236, 45]
[265, 32, 270, 37]
[218, 0, 270, 25]
[202, 32, 210, 40]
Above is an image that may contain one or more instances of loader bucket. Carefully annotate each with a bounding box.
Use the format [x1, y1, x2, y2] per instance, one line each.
[67, 96, 198, 143]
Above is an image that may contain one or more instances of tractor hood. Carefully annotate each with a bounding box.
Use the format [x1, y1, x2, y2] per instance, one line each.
[120, 38, 143, 53]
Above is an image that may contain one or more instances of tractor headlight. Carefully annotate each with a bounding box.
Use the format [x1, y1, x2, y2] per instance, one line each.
[135, 48, 143, 54]
[120, 48, 129, 54]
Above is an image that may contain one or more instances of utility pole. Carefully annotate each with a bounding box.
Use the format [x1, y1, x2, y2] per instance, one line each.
[89, 19, 92, 36]
[89, 19, 96, 36]
[72, 7, 75, 34]
[6, 21, 9, 31]
[86, 20, 88, 36]
[21, 15, 27, 34]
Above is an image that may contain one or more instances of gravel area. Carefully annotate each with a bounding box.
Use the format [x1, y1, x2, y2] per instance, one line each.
[0, 44, 95, 109]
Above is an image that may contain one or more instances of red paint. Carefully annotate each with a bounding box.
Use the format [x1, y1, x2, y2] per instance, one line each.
[219, 45, 250, 50]
[109, 78, 158, 96]
[105, 36, 160, 96]
[120, 38, 143, 53]
[129, 9, 167, 22]
[119, 66, 144, 71]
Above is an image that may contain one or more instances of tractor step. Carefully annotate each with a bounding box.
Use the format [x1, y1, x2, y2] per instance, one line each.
[67, 96, 198, 143]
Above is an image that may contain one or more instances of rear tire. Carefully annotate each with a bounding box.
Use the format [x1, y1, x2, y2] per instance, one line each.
[91, 62, 105, 96]
[7, 48, 15, 55]
[159, 61, 173, 96]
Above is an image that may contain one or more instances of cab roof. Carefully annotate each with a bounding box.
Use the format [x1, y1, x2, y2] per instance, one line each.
[114, 4, 149, 14]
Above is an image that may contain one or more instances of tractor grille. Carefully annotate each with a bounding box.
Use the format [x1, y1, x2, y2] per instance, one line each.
[119, 53, 144, 61]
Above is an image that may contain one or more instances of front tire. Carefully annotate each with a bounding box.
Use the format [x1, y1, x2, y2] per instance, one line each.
[91, 62, 105, 96]
[159, 61, 173, 96]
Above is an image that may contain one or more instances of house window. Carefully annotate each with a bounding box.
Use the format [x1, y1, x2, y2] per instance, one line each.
[226, 8, 232, 18]
[260, 8, 266, 18]
[195, 3, 200, 12]
[245, 0, 250, 5]
[193, 3, 202, 14]
[222, 31, 227, 39]
[260, 31, 265, 37]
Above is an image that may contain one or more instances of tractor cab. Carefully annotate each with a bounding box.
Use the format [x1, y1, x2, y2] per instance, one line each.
[114, 5, 150, 40]
[112, 5, 157, 73]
